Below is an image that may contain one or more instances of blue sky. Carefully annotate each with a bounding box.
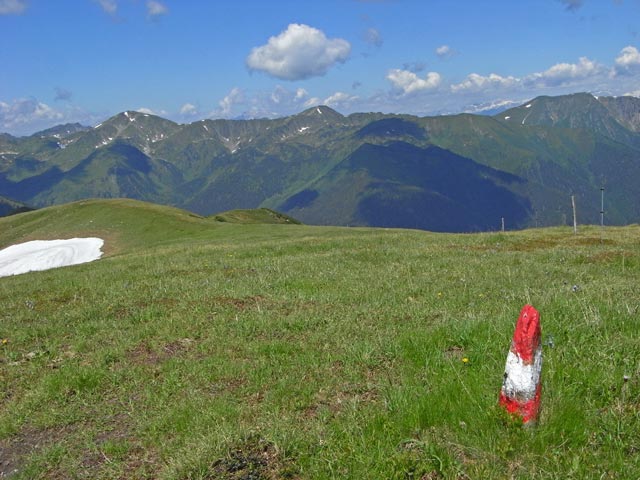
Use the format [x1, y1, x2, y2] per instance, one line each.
[1, 0, 640, 135]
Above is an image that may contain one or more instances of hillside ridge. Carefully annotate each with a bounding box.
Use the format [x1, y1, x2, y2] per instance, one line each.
[1, 92, 640, 230]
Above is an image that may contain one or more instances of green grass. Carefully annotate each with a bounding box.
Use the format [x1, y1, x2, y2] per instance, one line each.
[211, 208, 301, 225]
[1, 200, 639, 478]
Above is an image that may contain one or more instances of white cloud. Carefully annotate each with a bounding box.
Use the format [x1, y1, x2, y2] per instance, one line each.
[0, 0, 26, 15]
[303, 97, 322, 108]
[246, 23, 351, 81]
[623, 90, 640, 97]
[146, 0, 168, 17]
[0, 98, 64, 134]
[436, 45, 454, 59]
[451, 73, 519, 93]
[95, 0, 117, 15]
[265, 85, 312, 110]
[614, 46, 640, 76]
[323, 92, 359, 108]
[526, 56, 602, 87]
[387, 69, 441, 94]
[180, 103, 198, 116]
[135, 107, 169, 116]
[218, 87, 244, 116]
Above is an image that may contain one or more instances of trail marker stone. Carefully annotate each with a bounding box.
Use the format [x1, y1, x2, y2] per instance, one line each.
[499, 304, 542, 424]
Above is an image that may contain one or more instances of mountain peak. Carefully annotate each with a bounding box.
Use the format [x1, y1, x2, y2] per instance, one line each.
[33, 123, 90, 139]
[298, 105, 344, 120]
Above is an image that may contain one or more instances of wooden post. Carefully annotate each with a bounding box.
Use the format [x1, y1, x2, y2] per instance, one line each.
[571, 195, 577, 235]
[600, 187, 605, 243]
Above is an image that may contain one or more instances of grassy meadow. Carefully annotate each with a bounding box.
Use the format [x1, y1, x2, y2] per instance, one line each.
[0, 199, 639, 479]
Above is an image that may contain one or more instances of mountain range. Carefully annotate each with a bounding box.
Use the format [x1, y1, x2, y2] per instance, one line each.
[1, 92, 639, 232]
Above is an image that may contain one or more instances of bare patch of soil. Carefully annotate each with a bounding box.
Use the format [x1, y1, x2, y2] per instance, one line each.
[0, 424, 75, 478]
[206, 435, 296, 479]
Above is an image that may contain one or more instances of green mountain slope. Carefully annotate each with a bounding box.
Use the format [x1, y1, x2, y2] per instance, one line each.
[0, 198, 214, 253]
[212, 207, 301, 224]
[1, 94, 640, 231]
[278, 142, 531, 232]
[0, 195, 32, 217]
[496, 92, 640, 148]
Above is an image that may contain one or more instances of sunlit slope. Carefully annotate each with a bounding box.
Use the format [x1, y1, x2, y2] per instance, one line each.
[1, 206, 639, 478]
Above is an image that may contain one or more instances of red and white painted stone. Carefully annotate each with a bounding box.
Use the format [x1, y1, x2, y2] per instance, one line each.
[499, 304, 542, 423]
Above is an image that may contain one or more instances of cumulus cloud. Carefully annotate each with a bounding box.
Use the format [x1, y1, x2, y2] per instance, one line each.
[364, 28, 383, 48]
[264, 86, 315, 112]
[323, 91, 359, 108]
[0, 0, 26, 15]
[435, 45, 455, 59]
[136, 107, 156, 115]
[0, 98, 64, 134]
[526, 56, 602, 87]
[387, 69, 441, 94]
[294, 88, 308, 101]
[95, 0, 117, 15]
[246, 23, 351, 81]
[449, 56, 602, 94]
[180, 103, 198, 116]
[557, 0, 583, 11]
[614, 45, 640, 76]
[451, 73, 519, 93]
[146, 0, 167, 17]
[218, 87, 244, 116]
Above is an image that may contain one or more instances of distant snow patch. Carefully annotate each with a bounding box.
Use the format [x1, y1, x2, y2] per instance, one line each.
[298, 126, 309, 132]
[0, 238, 104, 278]
[525, 104, 532, 108]
[504, 116, 511, 120]
[317, 107, 322, 114]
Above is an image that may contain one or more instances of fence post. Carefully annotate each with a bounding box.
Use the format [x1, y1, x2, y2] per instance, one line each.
[571, 195, 577, 235]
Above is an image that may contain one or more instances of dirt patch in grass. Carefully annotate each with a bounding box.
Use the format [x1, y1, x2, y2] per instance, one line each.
[222, 266, 259, 279]
[208, 377, 247, 397]
[0, 424, 77, 478]
[581, 251, 635, 264]
[64, 411, 161, 478]
[206, 435, 297, 479]
[205, 295, 272, 312]
[304, 381, 380, 420]
[507, 238, 561, 252]
[443, 345, 466, 361]
[127, 338, 195, 366]
[571, 236, 616, 246]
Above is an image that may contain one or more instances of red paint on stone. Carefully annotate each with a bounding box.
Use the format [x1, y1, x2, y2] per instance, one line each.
[499, 304, 542, 424]
[511, 304, 540, 363]
[499, 382, 541, 423]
